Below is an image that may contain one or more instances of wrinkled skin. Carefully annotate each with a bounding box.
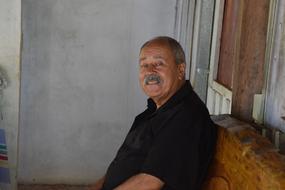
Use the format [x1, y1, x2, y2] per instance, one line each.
[139, 41, 185, 108]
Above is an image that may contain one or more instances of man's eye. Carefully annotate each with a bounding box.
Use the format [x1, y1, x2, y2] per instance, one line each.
[155, 62, 163, 67]
[140, 64, 148, 69]
[140, 62, 163, 69]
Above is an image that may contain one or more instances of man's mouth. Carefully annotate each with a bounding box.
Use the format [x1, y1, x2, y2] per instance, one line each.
[144, 74, 161, 85]
[147, 80, 160, 85]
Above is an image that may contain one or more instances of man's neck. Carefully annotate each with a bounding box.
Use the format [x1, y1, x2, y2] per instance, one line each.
[154, 80, 186, 109]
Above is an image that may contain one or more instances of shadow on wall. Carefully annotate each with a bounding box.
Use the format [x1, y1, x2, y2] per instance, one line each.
[0, 66, 9, 91]
[0, 66, 11, 185]
[0, 65, 9, 121]
[281, 104, 285, 122]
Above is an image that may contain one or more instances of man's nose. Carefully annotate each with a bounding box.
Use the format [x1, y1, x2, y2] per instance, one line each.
[145, 64, 156, 73]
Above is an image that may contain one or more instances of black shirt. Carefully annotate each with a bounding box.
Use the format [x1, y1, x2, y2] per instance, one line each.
[102, 81, 217, 190]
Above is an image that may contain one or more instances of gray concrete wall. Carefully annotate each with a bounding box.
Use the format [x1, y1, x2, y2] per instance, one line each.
[265, 5, 285, 132]
[19, 0, 176, 184]
[0, 0, 21, 189]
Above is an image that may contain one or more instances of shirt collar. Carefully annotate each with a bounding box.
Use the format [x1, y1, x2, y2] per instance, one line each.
[147, 80, 193, 113]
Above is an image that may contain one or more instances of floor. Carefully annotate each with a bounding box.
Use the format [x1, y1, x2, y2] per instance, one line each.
[18, 185, 89, 190]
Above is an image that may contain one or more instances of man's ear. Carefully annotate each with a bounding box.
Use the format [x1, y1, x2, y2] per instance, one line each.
[177, 63, 186, 80]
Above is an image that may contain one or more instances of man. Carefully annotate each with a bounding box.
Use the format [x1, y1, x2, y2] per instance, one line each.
[90, 36, 217, 190]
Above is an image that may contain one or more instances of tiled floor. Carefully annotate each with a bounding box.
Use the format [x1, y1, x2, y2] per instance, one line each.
[18, 185, 89, 190]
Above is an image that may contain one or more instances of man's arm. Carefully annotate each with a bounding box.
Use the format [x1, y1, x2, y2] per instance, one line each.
[114, 173, 164, 190]
[88, 175, 106, 190]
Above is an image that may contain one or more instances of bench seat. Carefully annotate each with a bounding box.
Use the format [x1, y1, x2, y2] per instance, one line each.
[203, 115, 285, 190]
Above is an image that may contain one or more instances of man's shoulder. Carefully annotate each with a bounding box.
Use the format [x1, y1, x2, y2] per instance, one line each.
[180, 90, 211, 118]
[134, 108, 152, 121]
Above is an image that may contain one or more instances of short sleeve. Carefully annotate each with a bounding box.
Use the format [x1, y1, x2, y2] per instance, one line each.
[140, 114, 216, 190]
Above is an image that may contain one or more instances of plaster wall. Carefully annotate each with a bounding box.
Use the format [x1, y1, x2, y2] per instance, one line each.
[19, 0, 176, 184]
[0, 0, 21, 189]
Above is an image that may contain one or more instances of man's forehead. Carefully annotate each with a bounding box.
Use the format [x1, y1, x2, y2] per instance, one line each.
[142, 40, 171, 51]
[140, 42, 172, 57]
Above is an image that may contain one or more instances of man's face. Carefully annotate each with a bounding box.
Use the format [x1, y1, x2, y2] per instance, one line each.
[139, 41, 185, 107]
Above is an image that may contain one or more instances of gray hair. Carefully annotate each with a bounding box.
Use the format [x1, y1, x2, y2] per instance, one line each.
[140, 36, 186, 65]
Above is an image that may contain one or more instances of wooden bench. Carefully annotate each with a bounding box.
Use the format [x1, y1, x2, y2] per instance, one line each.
[203, 115, 285, 190]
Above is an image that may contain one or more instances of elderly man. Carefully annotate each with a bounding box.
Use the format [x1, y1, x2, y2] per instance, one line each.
[90, 36, 217, 190]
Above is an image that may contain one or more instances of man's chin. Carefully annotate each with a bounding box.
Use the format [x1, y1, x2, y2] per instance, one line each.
[143, 85, 161, 97]
[144, 84, 161, 93]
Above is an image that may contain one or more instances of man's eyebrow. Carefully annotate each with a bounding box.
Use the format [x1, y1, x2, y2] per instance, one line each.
[153, 55, 164, 59]
[139, 55, 165, 62]
[139, 57, 146, 62]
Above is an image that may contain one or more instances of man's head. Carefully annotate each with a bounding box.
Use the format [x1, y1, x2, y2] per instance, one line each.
[139, 36, 186, 108]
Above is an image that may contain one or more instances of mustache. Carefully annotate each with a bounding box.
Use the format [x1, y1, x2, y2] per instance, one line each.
[144, 74, 161, 85]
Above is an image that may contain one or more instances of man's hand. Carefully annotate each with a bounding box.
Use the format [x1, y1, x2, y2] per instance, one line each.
[114, 173, 164, 190]
[88, 176, 105, 190]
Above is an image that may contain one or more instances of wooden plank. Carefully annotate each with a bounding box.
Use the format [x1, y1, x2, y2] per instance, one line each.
[210, 81, 232, 115]
[203, 115, 285, 190]
[217, 0, 242, 89]
[212, 81, 232, 100]
[231, 0, 270, 122]
[214, 92, 222, 115]
[206, 87, 215, 114]
[221, 96, 228, 114]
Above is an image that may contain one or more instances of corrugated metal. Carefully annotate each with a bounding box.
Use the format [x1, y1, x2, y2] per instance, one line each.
[264, 0, 285, 132]
[174, 0, 196, 79]
[190, 0, 215, 102]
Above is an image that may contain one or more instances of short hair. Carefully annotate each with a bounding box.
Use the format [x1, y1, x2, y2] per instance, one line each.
[140, 36, 186, 65]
